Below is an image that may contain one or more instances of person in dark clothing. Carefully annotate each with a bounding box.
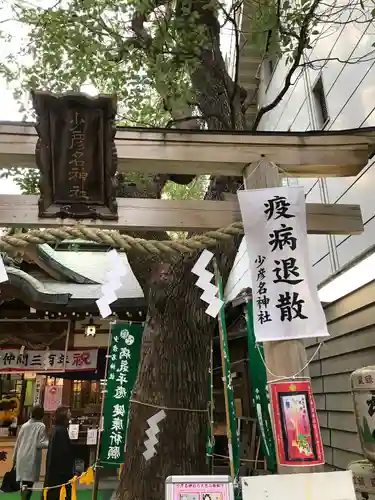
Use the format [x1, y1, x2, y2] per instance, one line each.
[44, 407, 73, 500]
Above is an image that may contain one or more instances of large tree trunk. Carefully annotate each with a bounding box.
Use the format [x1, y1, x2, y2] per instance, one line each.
[117, 2, 246, 495]
[120, 257, 214, 500]
[120, 175, 242, 499]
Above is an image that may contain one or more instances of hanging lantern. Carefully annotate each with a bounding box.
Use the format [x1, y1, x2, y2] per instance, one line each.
[351, 366, 375, 462]
[84, 317, 99, 337]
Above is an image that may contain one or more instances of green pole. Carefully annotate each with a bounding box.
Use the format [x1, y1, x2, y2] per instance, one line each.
[206, 339, 215, 473]
[245, 300, 277, 473]
[214, 259, 240, 484]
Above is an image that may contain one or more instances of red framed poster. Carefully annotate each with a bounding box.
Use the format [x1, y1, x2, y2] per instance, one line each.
[270, 380, 324, 467]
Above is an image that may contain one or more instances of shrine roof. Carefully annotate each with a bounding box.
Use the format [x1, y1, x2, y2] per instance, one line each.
[0, 243, 145, 316]
[38, 243, 143, 295]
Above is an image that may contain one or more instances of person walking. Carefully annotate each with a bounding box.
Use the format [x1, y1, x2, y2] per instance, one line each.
[44, 407, 73, 500]
[13, 404, 49, 500]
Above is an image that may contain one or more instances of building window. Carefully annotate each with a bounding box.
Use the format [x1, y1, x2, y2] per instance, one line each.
[264, 55, 278, 85]
[72, 381, 82, 409]
[268, 59, 274, 77]
[0, 374, 23, 399]
[312, 75, 329, 129]
[71, 380, 101, 410]
[264, 29, 279, 88]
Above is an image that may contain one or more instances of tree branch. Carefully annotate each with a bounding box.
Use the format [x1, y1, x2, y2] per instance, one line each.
[252, 0, 322, 130]
[276, 0, 300, 41]
[218, 1, 243, 128]
[130, 10, 154, 48]
[303, 53, 375, 67]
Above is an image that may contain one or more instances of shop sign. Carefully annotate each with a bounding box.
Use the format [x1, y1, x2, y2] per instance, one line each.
[270, 380, 324, 467]
[0, 348, 98, 372]
[100, 323, 144, 467]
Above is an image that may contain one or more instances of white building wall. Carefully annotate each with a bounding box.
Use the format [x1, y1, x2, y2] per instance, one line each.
[225, 12, 375, 300]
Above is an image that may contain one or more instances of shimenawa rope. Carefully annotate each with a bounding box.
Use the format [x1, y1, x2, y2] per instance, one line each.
[0, 221, 244, 257]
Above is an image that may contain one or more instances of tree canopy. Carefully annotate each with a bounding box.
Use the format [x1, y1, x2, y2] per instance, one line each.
[0, 0, 375, 496]
[1, 0, 374, 135]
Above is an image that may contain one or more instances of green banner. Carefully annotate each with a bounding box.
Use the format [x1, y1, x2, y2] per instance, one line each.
[100, 322, 144, 467]
[217, 271, 240, 483]
[245, 301, 277, 473]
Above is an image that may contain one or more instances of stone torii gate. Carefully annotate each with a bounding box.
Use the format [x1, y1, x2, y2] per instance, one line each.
[0, 92, 374, 475]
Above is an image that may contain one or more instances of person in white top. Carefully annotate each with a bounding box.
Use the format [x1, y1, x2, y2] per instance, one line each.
[13, 404, 49, 500]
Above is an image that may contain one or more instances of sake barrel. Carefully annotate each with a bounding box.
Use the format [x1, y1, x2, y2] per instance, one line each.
[348, 460, 375, 494]
[351, 367, 375, 462]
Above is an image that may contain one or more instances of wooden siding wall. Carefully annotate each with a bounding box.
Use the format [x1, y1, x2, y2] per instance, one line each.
[306, 280, 375, 470]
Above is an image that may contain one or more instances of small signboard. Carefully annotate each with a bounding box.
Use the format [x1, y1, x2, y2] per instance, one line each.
[68, 424, 80, 440]
[32, 91, 118, 220]
[87, 428, 98, 446]
[165, 475, 234, 500]
[0, 427, 8, 437]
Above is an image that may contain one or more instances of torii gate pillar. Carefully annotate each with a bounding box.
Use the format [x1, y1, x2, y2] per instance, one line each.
[243, 161, 323, 475]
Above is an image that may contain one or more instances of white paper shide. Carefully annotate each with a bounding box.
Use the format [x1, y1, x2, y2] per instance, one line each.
[237, 187, 329, 343]
[96, 249, 128, 318]
[143, 410, 166, 461]
[191, 249, 224, 318]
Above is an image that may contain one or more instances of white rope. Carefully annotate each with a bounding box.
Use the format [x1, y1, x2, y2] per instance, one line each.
[213, 357, 249, 371]
[256, 342, 323, 383]
[238, 158, 291, 192]
[130, 398, 208, 413]
[212, 453, 261, 464]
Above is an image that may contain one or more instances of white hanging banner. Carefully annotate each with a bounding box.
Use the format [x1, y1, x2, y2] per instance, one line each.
[238, 187, 329, 342]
